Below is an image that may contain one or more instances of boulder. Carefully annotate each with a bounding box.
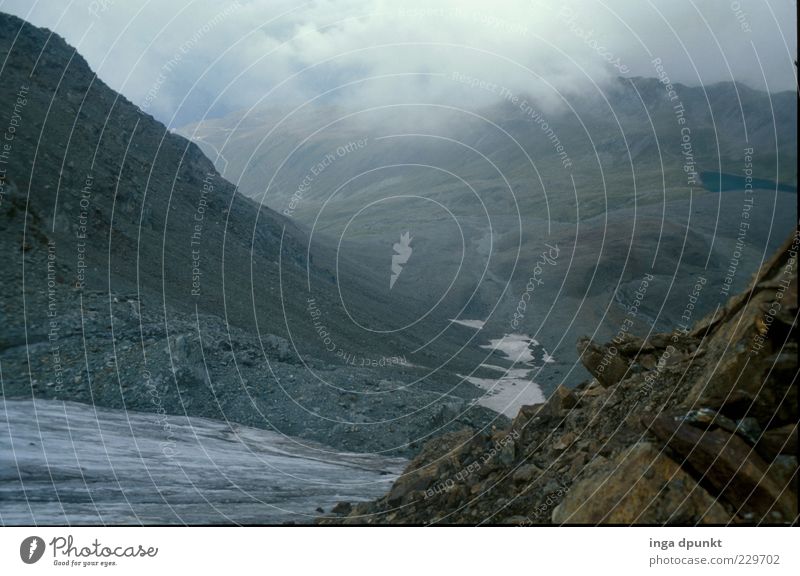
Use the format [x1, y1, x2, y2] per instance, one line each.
[650, 414, 796, 522]
[553, 431, 577, 452]
[540, 385, 578, 417]
[577, 336, 629, 387]
[512, 463, 543, 484]
[552, 442, 730, 524]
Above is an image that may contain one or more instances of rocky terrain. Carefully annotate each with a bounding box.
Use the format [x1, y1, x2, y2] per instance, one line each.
[1, 11, 796, 526]
[0, 11, 501, 459]
[0, 285, 497, 455]
[320, 230, 798, 524]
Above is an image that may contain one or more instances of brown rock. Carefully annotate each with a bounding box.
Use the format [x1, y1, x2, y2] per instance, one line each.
[581, 380, 606, 397]
[684, 234, 798, 428]
[552, 443, 730, 524]
[516, 386, 580, 423]
[513, 463, 544, 483]
[553, 431, 577, 452]
[649, 414, 796, 521]
[385, 472, 433, 505]
[541, 385, 578, 417]
[512, 403, 544, 429]
[568, 452, 589, 477]
[555, 385, 578, 409]
[577, 336, 630, 387]
[638, 354, 658, 370]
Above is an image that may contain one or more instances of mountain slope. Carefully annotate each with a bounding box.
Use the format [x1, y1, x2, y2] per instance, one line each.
[0, 12, 501, 456]
[180, 74, 798, 393]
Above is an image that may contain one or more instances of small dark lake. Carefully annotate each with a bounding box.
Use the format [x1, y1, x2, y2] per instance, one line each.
[700, 171, 797, 194]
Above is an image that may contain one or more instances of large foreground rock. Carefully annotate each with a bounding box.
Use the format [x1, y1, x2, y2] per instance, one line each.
[552, 443, 731, 524]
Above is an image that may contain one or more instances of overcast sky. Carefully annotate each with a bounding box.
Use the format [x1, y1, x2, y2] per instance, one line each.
[2, 0, 797, 127]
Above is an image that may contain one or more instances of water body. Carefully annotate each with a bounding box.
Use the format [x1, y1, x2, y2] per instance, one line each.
[0, 399, 405, 525]
[700, 171, 796, 194]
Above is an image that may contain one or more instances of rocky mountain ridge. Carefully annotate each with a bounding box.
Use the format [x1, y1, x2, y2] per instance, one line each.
[321, 230, 798, 523]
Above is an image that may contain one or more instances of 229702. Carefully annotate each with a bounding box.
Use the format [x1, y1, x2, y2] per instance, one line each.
[735, 554, 780, 565]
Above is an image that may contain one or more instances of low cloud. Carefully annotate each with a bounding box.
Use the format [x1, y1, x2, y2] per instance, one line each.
[3, 0, 797, 126]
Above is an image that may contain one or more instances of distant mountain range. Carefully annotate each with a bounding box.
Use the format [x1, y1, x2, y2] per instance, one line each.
[180, 75, 796, 223]
[179, 72, 797, 390]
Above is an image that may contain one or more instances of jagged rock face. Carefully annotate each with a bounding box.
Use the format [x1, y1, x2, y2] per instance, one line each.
[683, 246, 798, 427]
[320, 232, 798, 524]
